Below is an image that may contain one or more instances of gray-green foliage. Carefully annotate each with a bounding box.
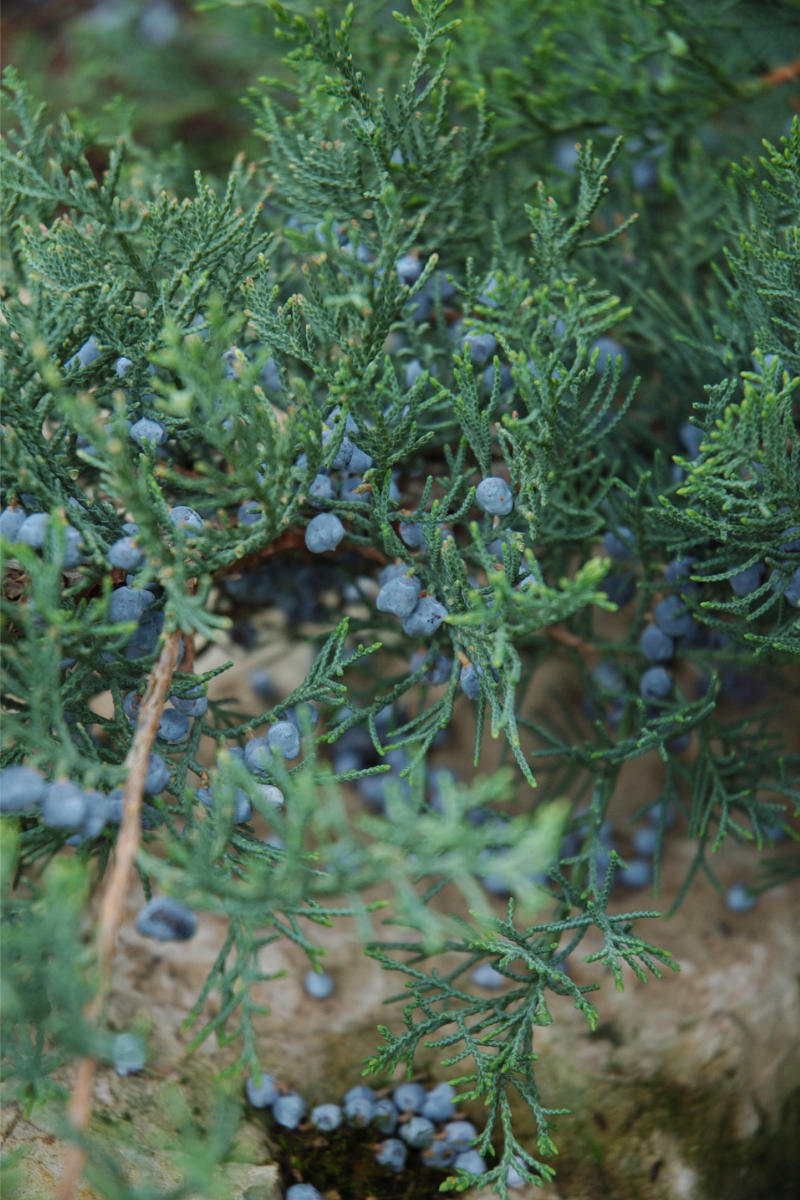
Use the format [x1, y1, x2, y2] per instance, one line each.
[1, 1, 799, 1197]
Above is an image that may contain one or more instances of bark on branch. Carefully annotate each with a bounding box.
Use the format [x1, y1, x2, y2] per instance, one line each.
[59, 630, 183, 1200]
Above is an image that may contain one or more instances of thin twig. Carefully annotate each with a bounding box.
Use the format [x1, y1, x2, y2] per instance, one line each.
[762, 57, 800, 87]
[59, 630, 183, 1200]
[544, 625, 595, 655]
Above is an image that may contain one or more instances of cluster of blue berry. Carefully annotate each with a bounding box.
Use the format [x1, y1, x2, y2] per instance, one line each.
[244, 1073, 530, 1194]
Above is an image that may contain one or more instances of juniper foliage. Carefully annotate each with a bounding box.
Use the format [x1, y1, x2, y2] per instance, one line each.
[1, 2, 799, 1197]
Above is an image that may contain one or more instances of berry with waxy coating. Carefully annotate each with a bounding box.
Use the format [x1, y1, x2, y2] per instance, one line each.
[273, 1092, 307, 1129]
[785, 567, 800, 606]
[42, 781, 87, 829]
[0, 506, 27, 542]
[308, 474, 336, 505]
[399, 521, 425, 548]
[620, 859, 652, 888]
[730, 563, 766, 597]
[632, 826, 658, 857]
[421, 1082, 457, 1123]
[679, 421, 703, 461]
[639, 666, 673, 701]
[253, 783, 284, 809]
[640, 624, 674, 662]
[321, 427, 354, 469]
[396, 254, 422, 285]
[664, 555, 697, 584]
[423, 1140, 457, 1170]
[401, 596, 448, 636]
[245, 1073, 279, 1108]
[285, 702, 319, 731]
[460, 664, 482, 699]
[475, 476, 513, 516]
[591, 336, 629, 375]
[156, 708, 191, 744]
[343, 1084, 376, 1106]
[372, 1098, 398, 1133]
[725, 883, 757, 913]
[344, 1095, 376, 1126]
[393, 1081, 426, 1113]
[653, 596, 693, 637]
[110, 586, 153, 624]
[311, 1102, 342, 1131]
[603, 526, 635, 559]
[244, 737, 271, 776]
[286, 1185, 323, 1200]
[460, 331, 497, 364]
[18, 513, 49, 549]
[444, 1121, 478, 1151]
[400, 1116, 435, 1148]
[375, 1139, 407, 1173]
[267, 720, 301, 759]
[113, 1032, 145, 1077]
[109, 537, 144, 572]
[144, 753, 170, 795]
[377, 574, 421, 617]
[305, 512, 345, 554]
[0, 765, 46, 813]
[304, 969, 334, 999]
[237, 500, 262, 526]
[195, 786, 252, 824]
[115, 356, 132, 376]
[471, 962, 505, 989]
[130, 417, 168, 448]
[80, 791, 109, 840]
[455, 1150, 487, 1176]
[135, 896, 197, 942]
[171, 684, 207, 717]
[73, 335, 100, 369]
[168, 506, 203, 534]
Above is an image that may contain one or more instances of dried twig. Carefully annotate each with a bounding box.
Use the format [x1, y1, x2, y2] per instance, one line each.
[544, 624, 595, 655]
[762, 57, 800, 87]
[59, 630, 183, 1200]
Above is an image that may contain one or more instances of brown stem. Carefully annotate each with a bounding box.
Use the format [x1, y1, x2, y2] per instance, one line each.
[762, 57, 800, 86]
[59, 630, 183, 1200]
[544, 625, 595, 655]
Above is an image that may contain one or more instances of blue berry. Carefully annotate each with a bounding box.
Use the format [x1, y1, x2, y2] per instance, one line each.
[653, 596, 693, 637]
[377, 574, 421, 617]
[632, 826, 658, 857]
[666, 731, 692, 755]
[243, 737, 271, 776]
[308, 474, 336, 505]
[267, 720, 301, 759]
[286, 1187, 322, 1200]
[603, 573, 636, 605]
[399, 521, 426, 548]
[590, 336, 629, 375]
[74, 335, 100, 369]
[420, 1082, 457, 1124]
[730, 563, 765, 597]
[0, 506, 27, 542]
[195, 786, 252, 824]
[785, 567, 800, 606]
[460, 664, 482, 699]
[406, 359, 424, 388]
[113, 1032, 145, 1077]
[396, 254, 422, 285]
[253, 783, 284, 810]
[372, 1098, 399, 1134]
[168, 506, 203, 534]
[285, 703, 319, 731]
[249, 668, 276, 700]
[620, 859, 652, 889]
[261, 357, 281, 392]
[171, 686, 207, 717]
[506, 1158, 527, 1189]
[640, 624, 674, 662]
[375, 1138, 407, 1173]
[18, 513, 49, 549]
[0, 765, 46, 813]
[311, 1103, 342, 1131]
[401, 596, 448, 636]
[475, 476, 513, 516]
[144, 753, 171, 795]
[393, 1082, 426, 1114]
[679, 421, 703, 461]
[444, 1121, 478, 1152]
[42, 781, 87, 829]
[343, 1085, 376, 1106]
[471, 962, 505, 989]
[483, 361, 513, 393]
[321, 428, 354, 470]
[273, 1092, 307, 1129]
[115, 356, 132, 377]
[245, 1073, 279, 1108]
[725, 883, 757, 913]
[305, 513, 345, 554]
[664, 556, 697, 584]
[460, 332, 497, 364]
[380, 563, 409, 586]
[303, 969, 334, 999]
[135, 897, 196, 941]
[639, 666, 673, 701]
[344, 1095, 376, 1127]
[400, 1116, 435, 1148]
[109, 537, 144, 572]
[237, 500, 263, 526]
[156, 709, 191, 744]
[340, 475, 368, 505]
[79, 791, 109, 840]
[603, 526, 635, 559]
[455, 1150, 487, 1176]
[422, 1140, 457, 1170]
[591, 661, 625, 696]
[130, 418, 168, 448]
